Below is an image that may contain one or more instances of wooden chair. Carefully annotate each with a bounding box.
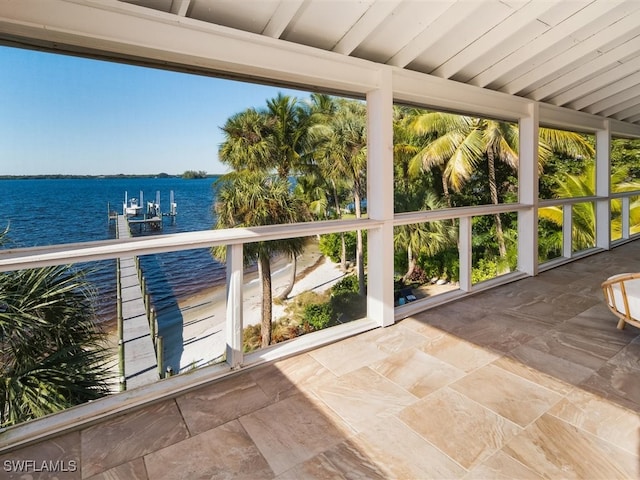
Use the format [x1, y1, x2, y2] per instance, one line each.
[601, 273, 640, 330]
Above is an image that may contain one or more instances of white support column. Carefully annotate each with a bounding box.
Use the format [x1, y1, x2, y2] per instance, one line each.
[595, 125, 611, 250]
[366, 68, 395, 328]
[518, 102, 539, 276]
[459, 216, 472, 291]
[562, 205, 573, 257]
[226, 244, 243, 369]
[622, 197, 631, 240]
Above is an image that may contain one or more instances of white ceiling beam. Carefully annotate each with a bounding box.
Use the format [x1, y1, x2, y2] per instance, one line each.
[412, 0, 514, 75]
[169, 0, 190, 17]
[530, 35, 640, 101]
[575, 70, 640, 112]
[504, 9, 640, 96]
[551, 60, 640, 108]
[392, 68, 531, 121]
[589, 84, 640, 115]
[386, 0, 470, 68]
[610, 118, 640, 137]
[538, 102, 606, 132]
[430, 1, 555, 81]
[470, 1, 630, 90]
[599, 93, 640, 117]
[0, 0, 379, 95]
[623, 112, 640, 124]
[613, 102, 640, 121]
[262, 0, 304, 39]
[332, 0, 400, 55]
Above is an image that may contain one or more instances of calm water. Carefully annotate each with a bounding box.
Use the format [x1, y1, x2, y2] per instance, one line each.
[0, 177, 225, 321]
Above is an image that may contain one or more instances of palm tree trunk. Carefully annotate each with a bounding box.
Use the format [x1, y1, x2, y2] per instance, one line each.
[276, 254, 296, 301]
[332, 180, 347, 271]
[258, 254, 273, 347]
[488, 149, 509, 273]
[403, 244, 416, 283]
[441, 167, 452, 208]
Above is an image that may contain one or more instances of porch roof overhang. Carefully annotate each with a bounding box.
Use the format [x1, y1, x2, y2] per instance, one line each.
[1, 0, 640, 137]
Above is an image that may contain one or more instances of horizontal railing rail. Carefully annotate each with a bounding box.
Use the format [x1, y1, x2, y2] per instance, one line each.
[393, 202, 530, 227]
[0, 218, 384, 272]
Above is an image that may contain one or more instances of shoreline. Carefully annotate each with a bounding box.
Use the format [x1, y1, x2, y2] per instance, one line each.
[106, 239, 348, 373]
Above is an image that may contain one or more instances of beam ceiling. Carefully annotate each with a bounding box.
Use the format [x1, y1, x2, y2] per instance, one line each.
[119, 0, 640, 126]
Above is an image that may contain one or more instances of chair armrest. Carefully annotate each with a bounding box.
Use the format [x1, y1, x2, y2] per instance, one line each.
[601, 272, 640, 288]
[602, 273, 640, 328]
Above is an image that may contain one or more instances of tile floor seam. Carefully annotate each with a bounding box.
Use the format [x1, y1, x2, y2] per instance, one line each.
[360, 364, 422, 402]
[390, 407, 471, 475]
[488, 357, 580, 399]
[172, 395, 194, 438]
[434, 384, 525, 437]
[489, 445, 544, 479]
[538, 410, 640, 460]
[140, 455, 150, 480]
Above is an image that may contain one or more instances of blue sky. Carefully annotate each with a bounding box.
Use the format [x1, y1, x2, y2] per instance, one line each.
[0, 46, 306, 175]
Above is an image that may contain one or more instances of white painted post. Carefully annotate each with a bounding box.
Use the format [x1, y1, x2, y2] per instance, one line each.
[459, 216, 472, 291]
[366, 68, 395, 328]
[562, 204, 573, 257]
[226, 244, 244, 369]
[622, 197, 630, 240]
[595, 125, 611, 249]
[518, 102, 539, 276]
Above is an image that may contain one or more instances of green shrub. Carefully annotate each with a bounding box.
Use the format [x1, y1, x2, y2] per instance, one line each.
[318, 231, 367, 264]
[471, 257, 498, 284]
[331, 274, 360, 295]
[303, 303, 333, 330]
[319, 232, 356, 263]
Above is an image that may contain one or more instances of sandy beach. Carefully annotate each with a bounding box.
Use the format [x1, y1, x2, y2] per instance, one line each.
[153, 240, 348, 373]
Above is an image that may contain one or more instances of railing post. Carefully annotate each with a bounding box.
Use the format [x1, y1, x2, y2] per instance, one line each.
[562, 204, 573, 258]
[116, 257, 126, 391]
[622, 196, 630, 240]
[145, 293, 151, 319]
[150, 307, 156, 341]
[118, 339, 126, 391]
[459, 216, 472, 291]
[226, 243, 244, 369]
[157, 335, 164, 379]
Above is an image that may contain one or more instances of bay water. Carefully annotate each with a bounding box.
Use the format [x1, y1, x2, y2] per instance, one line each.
[0, 176, 226, 324]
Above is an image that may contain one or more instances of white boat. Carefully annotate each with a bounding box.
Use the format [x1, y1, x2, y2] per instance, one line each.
[123, 191, 144, 217]
[125, 198, 143, 216]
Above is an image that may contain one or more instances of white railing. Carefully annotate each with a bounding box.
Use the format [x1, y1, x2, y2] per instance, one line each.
[611, 189, 640, 244]
[1, 197, 637, 451]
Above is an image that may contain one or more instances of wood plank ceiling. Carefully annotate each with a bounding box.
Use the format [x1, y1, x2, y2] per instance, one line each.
[122, 0, 640, 125]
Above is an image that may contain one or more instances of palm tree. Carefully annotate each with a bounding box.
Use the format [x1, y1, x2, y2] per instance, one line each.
[407, 112, 483, 207]
[0, 242, 111, 427]
[305, 95, 352, 270]
[218, 96, 312, 302]
[265, 93, 311, 179]
[218, 108, 273, 173]
[539, 164, 640, 252]
[394, 193, 456, 282]
[408, 111, 594, 269]
[310, 99, 368, 294]
[212, 172, 309, 348]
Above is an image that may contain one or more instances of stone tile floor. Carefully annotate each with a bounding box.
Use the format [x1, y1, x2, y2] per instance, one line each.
[2, 241, 640, 479]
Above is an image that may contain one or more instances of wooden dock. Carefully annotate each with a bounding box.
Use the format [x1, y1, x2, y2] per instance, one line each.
[116, 214, 159, 390]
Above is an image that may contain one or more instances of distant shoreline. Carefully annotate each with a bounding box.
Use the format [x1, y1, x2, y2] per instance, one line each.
[0, 174, 222, 180]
